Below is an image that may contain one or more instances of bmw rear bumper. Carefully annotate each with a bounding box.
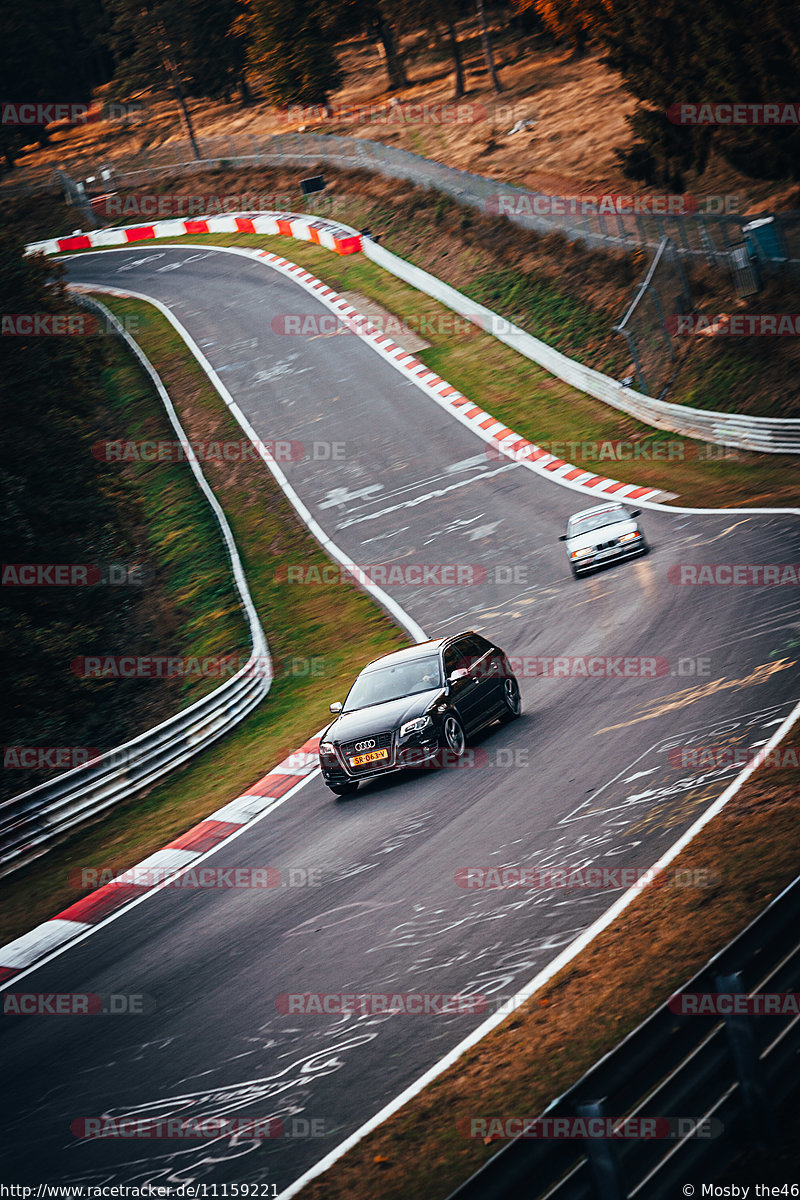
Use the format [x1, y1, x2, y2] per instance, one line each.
[573, 540, 647, 574]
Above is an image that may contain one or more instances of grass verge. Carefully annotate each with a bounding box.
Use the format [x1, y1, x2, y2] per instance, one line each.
[31, 148, 800, 424]
[97, 316, 251, 709]
[0, 293, 408, 946]
[295, 755, 800, 1200]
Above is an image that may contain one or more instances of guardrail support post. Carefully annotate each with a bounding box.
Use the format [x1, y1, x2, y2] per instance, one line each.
[714, 971, 775, 1151]
[576, 1100, 625, 1200]
[612, 324, 648, 397]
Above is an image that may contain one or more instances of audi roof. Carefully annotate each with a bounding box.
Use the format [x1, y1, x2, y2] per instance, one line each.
[361, 635, 480, 673]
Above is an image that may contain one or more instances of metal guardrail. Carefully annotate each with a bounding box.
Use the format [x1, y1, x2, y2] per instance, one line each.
[0, 296, 272, 879]
[32, 131, 800, 267]
[21, 147, 800, 449]
[361, 238, 800, 453]
[448, 873, 800, 1199]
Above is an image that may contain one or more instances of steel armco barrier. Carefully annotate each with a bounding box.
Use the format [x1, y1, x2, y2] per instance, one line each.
[360, 236, 800, 453]
[0, 296, 272, 879]
[23, 167, 800, 450]
[43, 131, 800, 267]
[448, 873, 800, 1200]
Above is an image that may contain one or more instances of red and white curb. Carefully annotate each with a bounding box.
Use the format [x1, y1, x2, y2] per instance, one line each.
[6, 217, 790, 979]
[25, 210, 362, 257]
[246, 247, 667, 505]
[28, 213, 668, 504]
[0, 733, 324, 984]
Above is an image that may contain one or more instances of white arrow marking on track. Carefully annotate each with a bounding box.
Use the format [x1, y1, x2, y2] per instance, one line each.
[469, 520, 501, 541]
[318, 484, 384, 509]
[623, 768, 659, 782]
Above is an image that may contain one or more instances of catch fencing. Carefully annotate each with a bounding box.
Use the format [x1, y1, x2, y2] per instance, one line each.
[7, 130, 800, 266]
[613, 237, 693, 398]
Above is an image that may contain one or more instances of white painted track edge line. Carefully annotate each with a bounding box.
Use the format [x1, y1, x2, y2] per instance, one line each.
[278, 695, 800, 1197]
[64, 246, 799, 517]
[0, 769, 321, 990]
[65, 269, 428, 645]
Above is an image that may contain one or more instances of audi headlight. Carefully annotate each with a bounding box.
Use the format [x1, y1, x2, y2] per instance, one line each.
[619, 531, 641, 543]
[400, 715, 432, 737]
[570, 547, 594, 560]
[319, 741, 335, 754]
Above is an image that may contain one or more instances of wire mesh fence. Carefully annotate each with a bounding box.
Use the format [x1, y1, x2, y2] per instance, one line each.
[6, 130, 800, 268]
[10, 129, 800, 426]
[613, 238, 693, 399]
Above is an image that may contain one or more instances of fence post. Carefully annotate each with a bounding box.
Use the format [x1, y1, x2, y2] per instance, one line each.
[576, 1100, 625, 1200]
[612, 324, 647, 396]
[714, 971, 775, 1151]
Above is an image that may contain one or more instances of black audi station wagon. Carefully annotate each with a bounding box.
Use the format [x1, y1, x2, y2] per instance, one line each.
[318, 631, 521, 796]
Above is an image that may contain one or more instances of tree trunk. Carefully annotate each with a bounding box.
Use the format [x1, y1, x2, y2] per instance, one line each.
[476, 0, 503, 93]
[445, 12, 465, 98]
[567, 27, 587, 60]
[172, 74, 202, 160]
[154, 19, 202, 159]
[371, 10, 408, 90]
[238, 73, 252, 105]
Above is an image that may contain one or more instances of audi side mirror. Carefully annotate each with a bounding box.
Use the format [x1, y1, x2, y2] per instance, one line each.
[448, 667, 470, 684]
[329, 701, 342, 713]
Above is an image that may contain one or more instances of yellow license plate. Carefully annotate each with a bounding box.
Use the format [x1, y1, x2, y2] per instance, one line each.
[349, 749, 389, 767]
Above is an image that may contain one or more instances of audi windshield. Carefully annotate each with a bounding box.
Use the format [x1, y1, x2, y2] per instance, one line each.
[342, 657, 443, 712]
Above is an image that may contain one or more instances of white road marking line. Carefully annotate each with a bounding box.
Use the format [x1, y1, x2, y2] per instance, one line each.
[319, 484, 384, 509]
[469, 520, 502, 541]
[334, 464, 520, 529]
